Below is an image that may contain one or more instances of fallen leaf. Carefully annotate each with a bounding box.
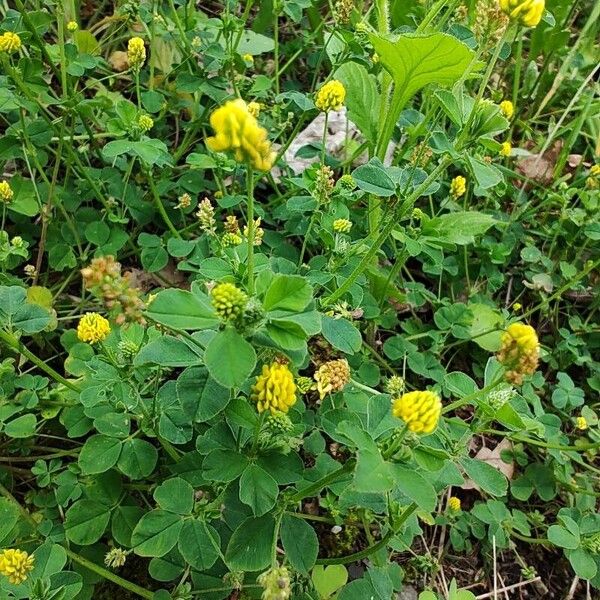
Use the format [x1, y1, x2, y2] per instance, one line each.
[462, 438, 514, 491]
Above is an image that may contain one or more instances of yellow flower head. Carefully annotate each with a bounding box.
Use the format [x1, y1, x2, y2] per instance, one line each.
[448, 496, 461, 512]
[77, 312, 111, 344]
[206, 99, 276, 171]
[67, 21, 79, 32]
[252, 362, 297, 414]
[247, 101, 261, 118]
[0, 549, 35, 585]
[499, 141, 512, 157]
[210, 282, 248, 320]
[450, 175, 467, 198]
[138, 114, 154, 132]
[314, 359, 350, 400]
[242, 53, 254, 63]
[499, 100, 514, 119]
[496, 322, 539, 385]
[127, 36, 146, 70]
[0, 32, 22, 54]
[499, 0, 545, 27]
[222, 232, 243, 246]
[0, 180, 14, 203]
[258, 565, 291, 600]
[576, 416, 588, 431]
[590, 165, 600, 177]
[392, 390, 442, 434]
[315, 80, 346, 112]
[333, 218, 352, 233]
[512, 302, 522, 311]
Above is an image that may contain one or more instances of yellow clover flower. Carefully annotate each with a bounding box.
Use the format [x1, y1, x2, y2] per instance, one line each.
[499, 100, 514, 119]
[499, 0, 545, 27]
[206, 99, 276, 171]
[138, 114, 154, 132]
[448, 496, 461, 512]
[127, 36, 146, 70]
[0, 180, 14, 203]
[67, 21, 79, 32]
[590, 165, 600, 177]
[333, 218, 352, 233]
[77, 313, 111, 344]
[314, 359, 350, 400]
[242, 53, 254, 63]
[252, 362, 297, 414]
[499, 141, 512, 157]
[210, 282, 247, 321]
[496, 322, 539, 385]
[0, 32, 21, 54]
[0, 549, 35, 585]
[450, 175, 466, 199]
[315, 80, 346, 112]
[576, 416, 588, 431]
[392, 390, 442, 434]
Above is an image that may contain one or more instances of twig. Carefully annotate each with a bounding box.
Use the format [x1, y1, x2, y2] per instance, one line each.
[565, 576, 579, 600]
[475, 577, 541, 599]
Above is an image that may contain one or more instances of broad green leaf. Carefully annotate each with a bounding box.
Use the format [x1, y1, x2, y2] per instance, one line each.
[280, 515, 318, 574]
[178, 520, 220, 571]
[135, 335, 202, 367]
[225, 515, 275, 571]
[154, 478, 194, 515]
[335, 62, 380, 144]
[0, 498, 20, 544]
[204, 328, 256, 388]
[4, 413, 37, 438]
[547, 524, 579, 549]
[177, 366, 230, 422]
[468, 303, 504, 352]
[239, 464, 279, 516]
[352, 159, 396, 197]
[322, 316, 362, 355]
[391, 465, 437, 511]
[369, 32, 475, 149]
[78, 435, 122, 474]
[65, 500, 111, 545]
[117, 439, 158, 480]
[567, 547, 597, 580]
[460, 457, 508, 496]
[444, 372, 478, 398]
[263, 274, 313, 312]
[467, 155, 503, 189]
[30, 543, 67, 579]
[145, 289, 219, 330]
[112, 505, 145, 547]
[311, 565, 348, 599]
[422, 211, 497, 245]
[132, 510, 184, 557]
[203, 449, 249, 482]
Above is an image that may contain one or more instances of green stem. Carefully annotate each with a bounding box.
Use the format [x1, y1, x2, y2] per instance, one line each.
[316, 503, 417, 565]
[442, 378, 504, 414]
[0, 330, 80, 392]
[457, 25, 513, 147]
[64, 549, 154, 599]
[485, 430, 600, 452]
[246, 165, 256, 294]
[321, 158, 451, 307]
[289, 461, 355, 503]
[146, 169, 181, 238]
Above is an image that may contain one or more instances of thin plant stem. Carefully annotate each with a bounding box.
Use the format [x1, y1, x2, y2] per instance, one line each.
[246, 164, 255, 294]
[322, 157, 451, 307]
[146, 169, 181, 238]
[0, 330, 80, 392]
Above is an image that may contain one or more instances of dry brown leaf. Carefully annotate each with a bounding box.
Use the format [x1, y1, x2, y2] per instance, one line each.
[462, 438, 514, 491]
